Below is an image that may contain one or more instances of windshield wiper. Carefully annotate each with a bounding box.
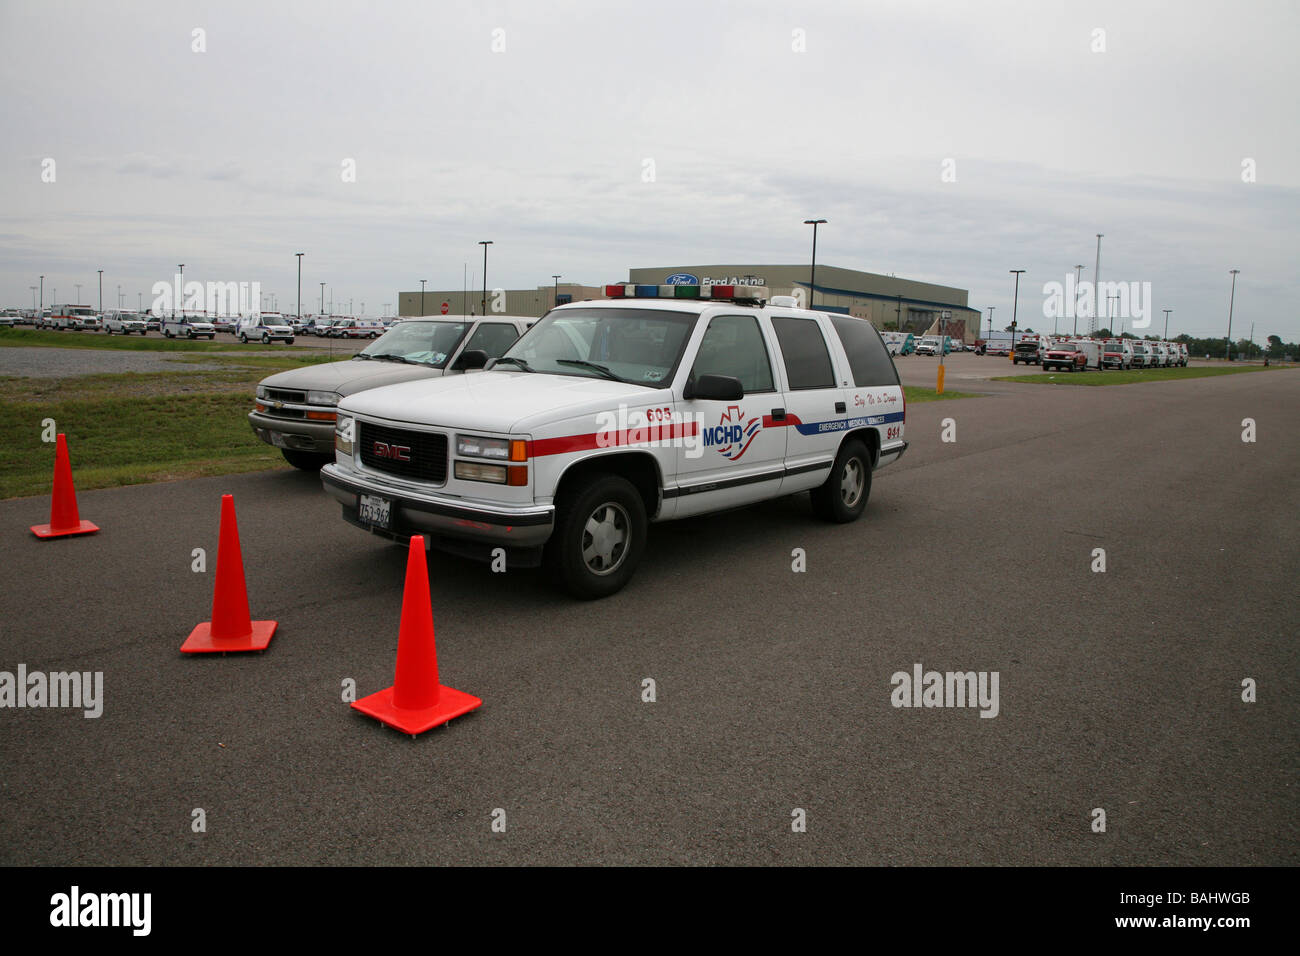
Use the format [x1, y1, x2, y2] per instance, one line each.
[369, 354, 415, 364]
[556, 359, 624, 381]
[492, 356, 535, 372]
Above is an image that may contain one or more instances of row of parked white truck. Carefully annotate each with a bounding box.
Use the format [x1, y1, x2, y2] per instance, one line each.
[1013, 336, 1189, 370]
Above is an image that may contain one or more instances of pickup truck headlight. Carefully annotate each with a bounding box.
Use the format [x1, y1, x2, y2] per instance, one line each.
[307, 390, 340, 406]
[256, 385, 268, 400]
[335, 415, 355, 455]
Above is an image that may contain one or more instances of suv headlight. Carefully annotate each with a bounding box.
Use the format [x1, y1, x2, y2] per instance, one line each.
[256, 385, 268, 400]
[307, 390, 340, 406]
[335, 415, 355, 455]
[457, 434, 511, 460]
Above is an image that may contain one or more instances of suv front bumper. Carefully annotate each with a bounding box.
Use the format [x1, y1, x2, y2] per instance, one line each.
[320, 463, 555, 550]
[248, 411, 335, 455]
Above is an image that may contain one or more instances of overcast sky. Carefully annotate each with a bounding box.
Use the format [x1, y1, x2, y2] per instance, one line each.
[3, 0, 1297, 339]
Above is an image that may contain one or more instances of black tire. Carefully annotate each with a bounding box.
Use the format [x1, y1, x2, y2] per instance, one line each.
[810, 439, 872, 523]
[281, 448, 332, 470]
[287, 337, 295, 344]
[239, 333, 247, 343]
[261, 332, 270, 344]
[545, 474, 647, 599]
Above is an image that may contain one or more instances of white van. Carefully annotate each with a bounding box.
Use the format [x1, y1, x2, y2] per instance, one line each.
[237, 312, 295, 344]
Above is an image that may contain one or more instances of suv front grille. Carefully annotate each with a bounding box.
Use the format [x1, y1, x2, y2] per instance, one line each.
[265, 388, 306, 404]
[359, 422, 447, 483]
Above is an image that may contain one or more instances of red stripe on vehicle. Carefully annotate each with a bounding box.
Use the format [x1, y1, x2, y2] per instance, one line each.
[531, 421, 700, 457]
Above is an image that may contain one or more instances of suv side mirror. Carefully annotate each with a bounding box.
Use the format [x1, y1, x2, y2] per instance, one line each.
[684, 374, 744, 401]
[455, 349, 489, 371]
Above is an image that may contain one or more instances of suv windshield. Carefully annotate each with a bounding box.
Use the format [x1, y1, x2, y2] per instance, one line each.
[1015, 343, 1038, 351]
[361, 320, 469, 367]
[500, 308, 695, 387]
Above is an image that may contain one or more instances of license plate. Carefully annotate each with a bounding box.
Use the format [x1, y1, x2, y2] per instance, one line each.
[269, 432, 288, 448]
[358, 494, 391, 530]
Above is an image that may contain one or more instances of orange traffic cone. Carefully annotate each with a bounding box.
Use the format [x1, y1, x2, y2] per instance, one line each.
[31, 433, 99, 539]
[352, 536, 481, 735]
[181, 494, 277, 653]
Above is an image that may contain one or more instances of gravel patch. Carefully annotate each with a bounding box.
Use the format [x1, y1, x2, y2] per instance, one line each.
[0, 347, 223, 379]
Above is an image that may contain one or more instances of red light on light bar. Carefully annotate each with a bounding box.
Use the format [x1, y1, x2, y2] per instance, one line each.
[604, 285, 626, 297]
[710, 285, 735, 298]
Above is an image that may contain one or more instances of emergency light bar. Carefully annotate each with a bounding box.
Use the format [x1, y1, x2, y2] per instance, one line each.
[603, 283, 768, 302]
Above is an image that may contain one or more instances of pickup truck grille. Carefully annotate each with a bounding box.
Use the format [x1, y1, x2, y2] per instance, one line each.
[264, 388, 306, 404]
[359, 422, 447, 483]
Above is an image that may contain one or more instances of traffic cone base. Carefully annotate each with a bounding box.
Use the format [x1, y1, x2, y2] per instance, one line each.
[181, 619, 277, 654]
[31, 519, 99, 539]
[352, 684, 481, 735]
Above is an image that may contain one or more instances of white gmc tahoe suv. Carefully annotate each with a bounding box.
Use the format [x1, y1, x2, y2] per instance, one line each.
[321, 285, 908, 598]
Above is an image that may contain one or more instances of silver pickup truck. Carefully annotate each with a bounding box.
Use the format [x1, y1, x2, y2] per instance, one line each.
[249, 315, 531, 469]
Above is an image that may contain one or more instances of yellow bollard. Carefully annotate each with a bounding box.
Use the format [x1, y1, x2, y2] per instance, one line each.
[937, 364, 945, 394]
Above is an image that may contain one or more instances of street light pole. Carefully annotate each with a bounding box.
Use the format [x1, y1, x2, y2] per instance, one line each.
[420, 279, 427, 317]
[98, 269, 103, 313]
[1092, 236, 1103, 334]
[987, 306, 995, 344]
[803, 219, 826, 309]
[1163, 308, 1171, 340]
[296, 253, 304, 321]
[177, 264, 184, 320]
[39, 275, 43, 312]
[1009, 270, 1025, 355]
[1226, 269, 1240, 361]
[553, 274, 562, 308]
[1073, 264, 1084, 336]
[320, 282, 325, 317]
[479, 241, 493, 316]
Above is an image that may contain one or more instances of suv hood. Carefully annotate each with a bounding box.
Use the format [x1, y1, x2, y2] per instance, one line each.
[340, 370, 660, 433]
[260, 358, 448, 397]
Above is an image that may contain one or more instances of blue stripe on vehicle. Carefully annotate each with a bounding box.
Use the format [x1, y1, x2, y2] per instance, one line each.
[793, 411, 905, 436]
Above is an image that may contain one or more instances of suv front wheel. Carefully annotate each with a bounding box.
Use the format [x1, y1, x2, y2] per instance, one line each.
[811, 439, 872, 523]
[547, 474, 647, 599]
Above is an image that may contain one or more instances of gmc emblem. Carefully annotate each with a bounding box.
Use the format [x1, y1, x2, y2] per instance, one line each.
[373, 441, 411, 461]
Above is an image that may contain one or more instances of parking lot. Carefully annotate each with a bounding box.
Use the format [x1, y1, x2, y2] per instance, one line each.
[1, 355, 1294, 866]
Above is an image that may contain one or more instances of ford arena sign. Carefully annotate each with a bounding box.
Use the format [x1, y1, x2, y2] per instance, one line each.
[704, 274, 766, 286]
[664, 273, 700, 285]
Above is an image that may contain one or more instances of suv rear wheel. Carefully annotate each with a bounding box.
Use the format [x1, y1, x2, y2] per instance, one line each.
[811, 439, 871, 522]
[546, 474, 646, 599]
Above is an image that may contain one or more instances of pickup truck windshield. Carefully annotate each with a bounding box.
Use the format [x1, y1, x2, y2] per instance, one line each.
[501, 308, 695, 388]
[361, 320, 469, 367]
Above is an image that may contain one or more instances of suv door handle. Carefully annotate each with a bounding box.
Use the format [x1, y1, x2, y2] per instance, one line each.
[770, 408, 786, 421]
[834, 401, 847, 413]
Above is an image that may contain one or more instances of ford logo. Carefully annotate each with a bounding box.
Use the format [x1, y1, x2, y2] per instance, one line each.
[664, 273, 700, 285]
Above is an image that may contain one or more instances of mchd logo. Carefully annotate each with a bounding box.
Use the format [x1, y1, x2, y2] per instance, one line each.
[664, 273, 700, 285]
[702, 404, 762, 460]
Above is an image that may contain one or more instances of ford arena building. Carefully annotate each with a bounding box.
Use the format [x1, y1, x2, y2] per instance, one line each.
[629, 265, 979, 343]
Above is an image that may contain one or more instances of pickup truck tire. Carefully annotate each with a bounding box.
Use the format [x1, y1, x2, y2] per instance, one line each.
[239, 333, 248, 343]
[281, 449, 331, 470]
[547, 474, 646, 599]
[811, 439, 871, 523]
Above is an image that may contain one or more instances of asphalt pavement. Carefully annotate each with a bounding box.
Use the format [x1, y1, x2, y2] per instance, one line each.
[1, 366, 1295, 865]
